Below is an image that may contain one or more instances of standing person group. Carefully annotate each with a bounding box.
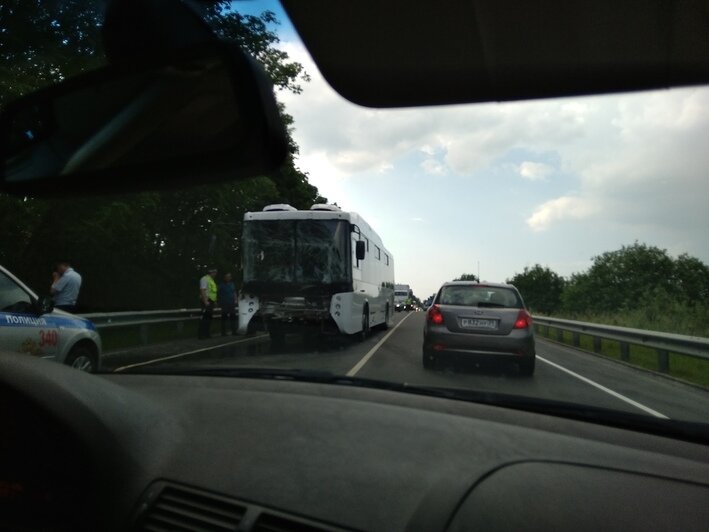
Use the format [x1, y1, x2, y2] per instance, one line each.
[198, 267, 240, 339]
[44, 262, 240, 341]
[51, 260, 82, 312]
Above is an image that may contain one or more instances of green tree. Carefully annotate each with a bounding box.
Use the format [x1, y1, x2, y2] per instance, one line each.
[205, 7, 310, 94]
[0, 0, 105, 107]
[454, 273, 479, 282]
[507, 265, 564, 314]
[672, 253, 709, 304]
[561, 242, 686, 314]
[559, 272, 592, 314]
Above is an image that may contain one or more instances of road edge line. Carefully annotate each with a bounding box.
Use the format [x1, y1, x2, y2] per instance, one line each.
[346, 313, 414, 377]
[537, 355, 669, 419]
[113, 334, 268, 372]
[537, 336, 709, 393]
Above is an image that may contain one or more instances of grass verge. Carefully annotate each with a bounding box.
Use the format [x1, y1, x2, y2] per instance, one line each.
[537, 326, 709, 388]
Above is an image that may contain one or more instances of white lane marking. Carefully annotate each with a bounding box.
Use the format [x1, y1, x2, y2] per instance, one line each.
[113, 335, 268, 373]
[537, 355, 669, 419]
[347, 312, 415, 377]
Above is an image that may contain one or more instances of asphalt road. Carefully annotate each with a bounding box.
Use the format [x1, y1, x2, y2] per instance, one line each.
[101, 312, 709, 425]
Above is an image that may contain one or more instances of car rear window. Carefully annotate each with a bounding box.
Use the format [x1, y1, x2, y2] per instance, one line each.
[438, 285, 522, 308]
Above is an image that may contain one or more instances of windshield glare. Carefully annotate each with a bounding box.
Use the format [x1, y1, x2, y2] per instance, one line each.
[2, 0, 709, 430]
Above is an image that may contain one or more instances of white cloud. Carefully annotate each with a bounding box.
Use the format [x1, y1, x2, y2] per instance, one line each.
[278, 42, 589, 178]
[421, 158, 447, 175]
[293, 152, 349, 208]
[527, 196, 599, 232]
[277, 40, 709, 271]
[519, 161, 553, 181]
[519, 88, 709, 239]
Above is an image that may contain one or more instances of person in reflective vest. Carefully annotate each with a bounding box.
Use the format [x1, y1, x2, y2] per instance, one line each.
[198, 267, 218, 339]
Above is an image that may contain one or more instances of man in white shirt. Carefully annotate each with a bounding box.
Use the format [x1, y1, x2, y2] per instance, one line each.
[51, 260, 82, 313]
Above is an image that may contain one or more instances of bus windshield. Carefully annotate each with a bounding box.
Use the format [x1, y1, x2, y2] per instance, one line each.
[243, 219, 350, 286]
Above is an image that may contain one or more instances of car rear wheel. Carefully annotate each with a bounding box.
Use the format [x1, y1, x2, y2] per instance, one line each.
[519, 357, 535, 376]
[422, 349, 437, 370]
[65, 345, 97, 373]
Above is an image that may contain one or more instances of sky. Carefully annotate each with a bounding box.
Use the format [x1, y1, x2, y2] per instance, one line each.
[240, 2, 709, 300]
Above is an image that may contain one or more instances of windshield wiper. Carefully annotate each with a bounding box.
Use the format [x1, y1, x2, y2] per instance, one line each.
[121, 365, 341, 381]
[119, 366, 709, 444]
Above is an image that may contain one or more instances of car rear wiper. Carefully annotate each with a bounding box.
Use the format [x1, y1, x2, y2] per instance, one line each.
[120, 365, 709, 444]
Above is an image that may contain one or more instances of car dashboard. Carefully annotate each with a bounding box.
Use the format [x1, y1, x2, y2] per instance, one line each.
[1, 353, 709, 531]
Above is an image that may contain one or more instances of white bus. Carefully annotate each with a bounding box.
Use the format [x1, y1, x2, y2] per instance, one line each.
[237, 204, 395, 343]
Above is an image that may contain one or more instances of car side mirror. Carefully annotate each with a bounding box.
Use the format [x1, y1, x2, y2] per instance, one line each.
[36, 296, 54, 315]
[356, 240, 366, 261]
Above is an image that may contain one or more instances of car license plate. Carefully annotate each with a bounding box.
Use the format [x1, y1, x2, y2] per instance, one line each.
[461, 318, 498, 329]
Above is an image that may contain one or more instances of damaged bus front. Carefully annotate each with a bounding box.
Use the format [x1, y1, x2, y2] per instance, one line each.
[238, 204, 394, 344]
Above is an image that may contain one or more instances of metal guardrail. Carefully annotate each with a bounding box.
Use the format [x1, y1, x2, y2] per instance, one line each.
[82, 308, 204, 326]
[77, 309, 709, 371]
[533, 316, 709, 373]
[80, 308, 209, 347]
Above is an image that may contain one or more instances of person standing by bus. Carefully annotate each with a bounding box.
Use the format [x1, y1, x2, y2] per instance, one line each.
[198, 267, 218, 339]
[50, 260, 82, 313]
[217, 272, 238, 336]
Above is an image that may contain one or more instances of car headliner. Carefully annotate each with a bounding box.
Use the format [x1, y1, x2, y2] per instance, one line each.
[282, 0, 709, 107]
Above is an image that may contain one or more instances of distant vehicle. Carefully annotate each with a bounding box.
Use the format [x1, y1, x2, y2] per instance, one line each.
[238, 204, 395, 343]
[0, 265, 101, 372]
[423, 282, 535, 375]
[394, 284, 410, 311]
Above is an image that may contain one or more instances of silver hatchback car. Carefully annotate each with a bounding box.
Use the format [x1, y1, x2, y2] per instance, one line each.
[423, 282, 535, 375]
[0, 265, 102, 372]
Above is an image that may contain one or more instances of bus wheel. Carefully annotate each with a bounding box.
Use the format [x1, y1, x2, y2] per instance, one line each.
[359, 307, 370, 341]
[379, 304, 390, 330]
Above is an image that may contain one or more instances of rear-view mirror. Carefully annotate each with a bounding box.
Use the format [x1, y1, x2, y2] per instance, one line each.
[0, 0, 288, 196]
[0, 44, 287, 195]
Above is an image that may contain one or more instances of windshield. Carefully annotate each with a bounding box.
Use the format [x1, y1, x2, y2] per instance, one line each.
[243, 219, 350, 286]
[2, 0, 709, 431]
[438, 286, 522, 308]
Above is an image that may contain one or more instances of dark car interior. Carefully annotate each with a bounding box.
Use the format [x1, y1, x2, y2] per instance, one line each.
[2, 1, 709, 530]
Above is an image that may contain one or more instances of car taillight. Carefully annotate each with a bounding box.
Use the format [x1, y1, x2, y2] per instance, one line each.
[513, 309, 532, 329]
[428, 304, 444, 325]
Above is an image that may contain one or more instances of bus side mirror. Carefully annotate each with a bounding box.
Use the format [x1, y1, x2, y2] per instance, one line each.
[356, 240, 366, 261]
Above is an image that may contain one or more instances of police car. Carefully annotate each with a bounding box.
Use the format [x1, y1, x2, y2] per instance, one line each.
[0, 264, 101, 372]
